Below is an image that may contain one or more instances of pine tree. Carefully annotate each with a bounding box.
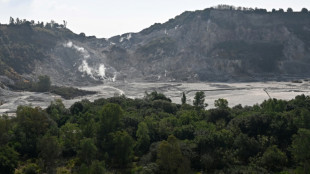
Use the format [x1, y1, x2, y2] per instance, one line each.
[181, 92, 186, 105]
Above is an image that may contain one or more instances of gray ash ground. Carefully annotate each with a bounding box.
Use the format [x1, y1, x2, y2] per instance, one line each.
[1, 81, 310, 116]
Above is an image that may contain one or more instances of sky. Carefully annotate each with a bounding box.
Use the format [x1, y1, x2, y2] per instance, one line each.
[0, 0, 309, 38]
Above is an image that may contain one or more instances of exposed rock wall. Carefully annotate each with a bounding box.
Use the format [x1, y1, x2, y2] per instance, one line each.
[1, 8, 310, 86]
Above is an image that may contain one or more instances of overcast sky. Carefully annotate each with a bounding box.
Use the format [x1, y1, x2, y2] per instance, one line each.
[0, 0, 309, 38]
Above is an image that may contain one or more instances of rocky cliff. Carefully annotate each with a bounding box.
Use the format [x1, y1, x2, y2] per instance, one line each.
[1, 8, 310, 87]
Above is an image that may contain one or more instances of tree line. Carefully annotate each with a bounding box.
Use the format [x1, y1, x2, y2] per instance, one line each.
[0, 91, 309, 173]
[7, 17, 67, 29]
[213, 4, 309, 13]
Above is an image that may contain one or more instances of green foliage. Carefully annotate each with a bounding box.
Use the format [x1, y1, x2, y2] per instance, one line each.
[208, 108, 232, 123]
[287, 8, 293, 13]
[46, 99, 70, 126]
[261, 98, 287, 113]
[10, 79, 95, 100]
[301, 8, 309, 13]
[109, 131, 134, 168]
[259, 145, 287, 172]
[233, 133, 260, 163]
[158, 116, 178, 139]
[152, 100, 177, 114]
[70, 102, 85, 115]
[136, 122, 151, 154]
[98, 103, 124, 135]
[50, 86, 96, 100]
[193, 91, 207, 110]
[294, 109, 310, 129]
[89, 160, 106, 174]
[56, 167, 70, 174]
[37, 135, 62, 173]
[60, 123, 82, 156]
[78, 138, 98, 165]
[291, 129, 310, 172]
[0, 19, 74, 79]
[214, 98, 229, 109]
[0, 115, 12, 146]
[0, 145, 19, 174]
[145, 91, 172, 102]
[181, 92, 187, 105]
[1, 94, 310, 173]
[15, 106, 53, 156]
[157, 135, 190, 174]
[36, 75, 51, 92]
[80, 115, 96, 138]
[20, 163, 41, 174]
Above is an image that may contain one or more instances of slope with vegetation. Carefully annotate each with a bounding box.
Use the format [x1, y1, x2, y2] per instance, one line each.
[0, 19, 73, 80]
[1, 6, 310, 87]
[0, 91, 309, 173]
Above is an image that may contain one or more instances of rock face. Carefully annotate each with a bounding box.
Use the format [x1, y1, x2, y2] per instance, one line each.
[1, 8, 310, 86]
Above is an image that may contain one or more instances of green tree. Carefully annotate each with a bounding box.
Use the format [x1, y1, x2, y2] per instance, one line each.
[18, 163, 41, 174]
[145, 91, 171, 102]
[46, 99, 69, 126]
[36, 75, 51, 92]
[80, 116, 96, 138]
[15, 106, 53, 156]
[136, 122, 151, 154]
[259, 145, 287, 172]
[78, 138, 98, 165]
[193, 91, 207, 110]
[301, 8, 308, 13]
[109, 131, 134, 168]
[287, 8, 293, 12]
[9, 17, 14, 25]
[0, 145, 19, 174]
[99, 103, 124, 135]
[60, 123, 82, 156]
[291, 129, 310, 173]
[294, 109, 310, 129]
[157, 135, 189, 174]
[38, 135, 62, 173]
[214, 98, 229, 109]
[233, 133, 260, 163]
[89, 160, 106, 174]
[0, 115, 12, 146]
[56, 167, 70, 174]
[158, 116, 178, 139]
[181, 92, 186, 105]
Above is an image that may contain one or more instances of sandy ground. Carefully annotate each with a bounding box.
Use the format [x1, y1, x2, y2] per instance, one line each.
[1, 81, 310, 116]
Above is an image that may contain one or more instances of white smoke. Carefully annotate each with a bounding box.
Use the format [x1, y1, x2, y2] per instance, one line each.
[119, 34, 132, 43]
[64, 41, 73, 47]
[98, 64, 106, 78]
[127, 33, 132, 40]
[78, 61, 108, 80]
[78, 60, 93, 78]
[111, 73, 117, 82]
[63, 41, 115, 81]
[63, 41, 89, 58]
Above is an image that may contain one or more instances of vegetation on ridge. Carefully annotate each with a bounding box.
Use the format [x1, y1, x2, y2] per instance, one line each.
[9, 75, 96, 99]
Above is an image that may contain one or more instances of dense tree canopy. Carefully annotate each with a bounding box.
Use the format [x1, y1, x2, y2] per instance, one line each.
[0, 92, 310, 173]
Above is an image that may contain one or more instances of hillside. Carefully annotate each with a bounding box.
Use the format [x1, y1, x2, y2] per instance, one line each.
[1, 7, 310, 87]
